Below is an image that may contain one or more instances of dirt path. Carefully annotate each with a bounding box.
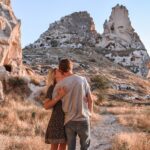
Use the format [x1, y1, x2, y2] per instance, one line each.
[90, 114, 131, 150]
[76, 108, 133, 150]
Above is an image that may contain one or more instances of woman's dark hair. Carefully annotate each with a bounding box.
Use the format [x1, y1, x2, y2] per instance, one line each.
[59, 59, 73, 73]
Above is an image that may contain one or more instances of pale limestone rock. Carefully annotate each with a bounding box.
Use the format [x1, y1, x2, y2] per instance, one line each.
[0, 66, 7, 102]
[0, 1, 22, 68]
[98, 4, 145, 50]
[0, 66, 8, 80]
[0, 81, 4, 101]
[25, 11, 100, 49]
[23, 6, 149, 77]
[98, 4, 150, 77]
[0, 0, 10, 7]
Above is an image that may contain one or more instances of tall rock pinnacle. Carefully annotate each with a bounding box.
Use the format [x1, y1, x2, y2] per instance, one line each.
[24, 4, 150, 77]
[98, 4, 150, 77]
[0, 0, 22, 69]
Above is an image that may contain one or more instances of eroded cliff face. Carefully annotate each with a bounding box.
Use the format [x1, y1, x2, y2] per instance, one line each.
[0, 0, 22, 70]
[24, 4, 149, 77]
[0, 0, 10, 7]
[25, 11, 100, 49]
[97, 4, 150, 77]
[99, 4, 145, 50]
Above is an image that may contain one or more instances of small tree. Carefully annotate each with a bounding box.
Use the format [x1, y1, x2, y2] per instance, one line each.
[91, 75, 109, 90]
[6, 76, 31, 96]
[91, 75, 110, 105]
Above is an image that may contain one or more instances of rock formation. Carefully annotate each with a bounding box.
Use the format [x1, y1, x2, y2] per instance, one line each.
[23, 46, 150, 102]
[0, 0, 10, 7]
[25, 11, 100, 49]
[0, 0, 22, 70]
[24, 5, 150, 77]
[0, 80, 4, 101]
[0, 66, 9, 102]
[97, 4, 150, 77]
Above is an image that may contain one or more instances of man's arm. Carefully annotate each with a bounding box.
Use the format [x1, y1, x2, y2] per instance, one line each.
[87, 91, 93, 113]
[84, 77, 93, 113]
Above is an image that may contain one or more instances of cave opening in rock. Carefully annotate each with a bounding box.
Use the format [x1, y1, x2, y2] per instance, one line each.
[4, 64, 12, 72]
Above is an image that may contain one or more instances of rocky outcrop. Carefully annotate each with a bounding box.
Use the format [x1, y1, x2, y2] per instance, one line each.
[0, 80, 4, 101]
[0, 0, 22, 69]
[0, 65, 8, 80]
[97, 4, 150, 77]
[0, 0, 10, 7]
[23, 46, 150, 103]
[98, 4, 145, 50]
[25, 11, 100, 49]
[24, 5, 150, 77]
[0, 66, 9, 102]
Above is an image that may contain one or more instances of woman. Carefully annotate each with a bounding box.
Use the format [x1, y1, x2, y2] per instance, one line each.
[44, 68, 67, 150]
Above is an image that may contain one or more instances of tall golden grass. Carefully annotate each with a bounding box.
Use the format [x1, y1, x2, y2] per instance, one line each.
[106, 106, 150, 131]
[112, 132, 150, 150]
[0, 94, 50, 150]
[0, 135, 49, 150]
[105, 103, 150, 150]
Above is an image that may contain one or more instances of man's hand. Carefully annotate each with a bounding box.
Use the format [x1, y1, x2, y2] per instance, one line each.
[90, 112, 100, 121]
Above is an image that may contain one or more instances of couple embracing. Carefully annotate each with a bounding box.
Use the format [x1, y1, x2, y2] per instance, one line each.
[44, 59, 93, 150]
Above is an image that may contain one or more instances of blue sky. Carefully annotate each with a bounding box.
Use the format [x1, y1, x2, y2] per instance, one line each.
[11, 0, 150, 54]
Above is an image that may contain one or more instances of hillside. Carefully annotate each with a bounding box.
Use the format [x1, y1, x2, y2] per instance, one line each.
[24, 5, 150, 77]
[23, 47, 150, 103]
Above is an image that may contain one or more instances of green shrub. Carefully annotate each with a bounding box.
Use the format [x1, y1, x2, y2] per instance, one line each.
[6, 76, 31, 96]
[91, 75, 110, 105]
[91, 75, 109, 90]
[8, 77, 27, 88]
[32, 112, 36, 119]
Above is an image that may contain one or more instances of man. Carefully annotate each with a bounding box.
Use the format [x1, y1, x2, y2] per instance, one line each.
[53, 59, 93, 150]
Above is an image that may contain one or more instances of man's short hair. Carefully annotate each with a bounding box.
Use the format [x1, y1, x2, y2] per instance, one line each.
[59, 58, 73, 73]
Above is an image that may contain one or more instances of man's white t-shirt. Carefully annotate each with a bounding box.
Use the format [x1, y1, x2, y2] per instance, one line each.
[53, 74, 91, 125]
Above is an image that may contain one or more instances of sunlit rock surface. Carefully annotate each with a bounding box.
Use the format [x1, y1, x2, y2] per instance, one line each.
[0, 0, 22, 68]
[24, 11, 100, 49]
[97, 4, 150, 77]
[24, 5, 150, 77]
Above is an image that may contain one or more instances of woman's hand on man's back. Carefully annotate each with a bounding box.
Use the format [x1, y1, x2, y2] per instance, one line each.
[57, 86, 67, 99]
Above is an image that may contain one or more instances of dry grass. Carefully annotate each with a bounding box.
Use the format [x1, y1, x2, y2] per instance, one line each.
[112, 132, 150, 150]
[105, 105, 150, 132]
[0, 135, 49, 150]
[90, 112, 101, 126]
[118, 113, 150, 132]
[0, 94, 51, 150]
[102, 103, 150, 150]
[1, 91, 149, 150]
[106, 105, 150, 115]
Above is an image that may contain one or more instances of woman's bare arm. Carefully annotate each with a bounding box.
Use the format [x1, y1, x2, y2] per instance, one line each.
[44, 95, 61, 109]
